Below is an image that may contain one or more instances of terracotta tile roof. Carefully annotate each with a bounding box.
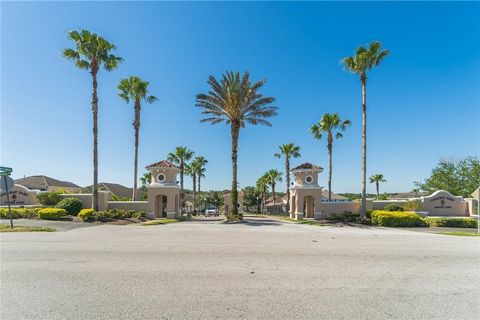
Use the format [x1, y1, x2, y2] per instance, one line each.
[290, 162, 322, 171]
[145, 160, 179, 170]
[15, 175, 81, 191]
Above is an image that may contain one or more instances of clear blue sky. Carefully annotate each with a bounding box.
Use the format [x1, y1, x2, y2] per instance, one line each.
[1, 2, 479, 193]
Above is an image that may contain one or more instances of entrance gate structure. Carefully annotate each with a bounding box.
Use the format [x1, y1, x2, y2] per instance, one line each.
[146, 160, 180, 219]
[289, 162, 324, 220]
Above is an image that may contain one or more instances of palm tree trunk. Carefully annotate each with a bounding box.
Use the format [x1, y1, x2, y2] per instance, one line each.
[197, 174, 201, 211]
[180, 160, 184, 213]
[132, 100, 141, 201]
[376, 181, 379, 200]
[328, 135, 333, 202]
[91, 65, 99, 211]
[360, 73, 367, 218]
[286, 157, 290, 213]
[230, 123, 240, 218]
[272, 182, 276, 214]
[192, 174, 196, 214]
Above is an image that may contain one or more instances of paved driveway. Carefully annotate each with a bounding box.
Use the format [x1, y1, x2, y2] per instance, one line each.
[1, 217, 479, 319]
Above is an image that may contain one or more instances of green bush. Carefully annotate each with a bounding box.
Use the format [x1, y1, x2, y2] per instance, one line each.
[55, 197, 83, 215]
[37, 208, 67, 220]
[371, 210, 426, 227]
[403, 200, 423, 212]
[326, 212, 359, 222]
[425, 217, 478, 228]
[0, 208, 40, 219]
[79, 209, 146, 222]
[78, 209, 95, 221]
[383, 204, 404, 212]
[37, 191, 62, 205]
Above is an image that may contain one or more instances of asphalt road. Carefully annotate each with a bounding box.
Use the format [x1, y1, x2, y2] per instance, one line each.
[1, 217, 479, 319]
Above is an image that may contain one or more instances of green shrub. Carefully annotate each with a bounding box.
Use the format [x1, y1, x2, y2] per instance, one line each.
[326, 212, 359, 222]
[37, 191, 62, 205]
[78, 209, 95, 221]
[383, 204, 404, 212]
[37, 208, 67, 220]
[0, 208, 40, 219]
[79, 209, 145, 222]
[425, 217, 478, 228]
[371, 210, 426, 227]
[56, 198, 83, 215]
[403, 200, 423, 212]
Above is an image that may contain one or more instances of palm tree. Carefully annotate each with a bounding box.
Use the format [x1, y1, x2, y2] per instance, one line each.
[63, 29, 123, 210]
[118, 76, 157, 201]
[310, 113, 351, 202]
[256, 174, 269, 214]
[266, 169, 282, 214]
[369, 174, 387, 199]
[168, 146, 195, 211]
[274, 143, 301, 212]
[185, 162, 198, 216]
[192, 156, 208, 206]
[342, 41, 389, 218]
[196, 71, 277, 220]
[140, 172, 151, 187]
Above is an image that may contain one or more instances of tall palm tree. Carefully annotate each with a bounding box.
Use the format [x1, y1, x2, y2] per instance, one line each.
[63, 29, 123, 210]
[342, 41, 389, 218]
[256, 174, 269, 214]
[266, 169, 282, 214]
[168, 146, 195, 210]
[192, 156, 208, 206]
[118, 76, 157, 201]
[310, 113, 351, 202]
[185, 162, 198, 216]
[369, 174, 387, 199]
[196, 71, 277, 220]
[274, 143, 301, 212]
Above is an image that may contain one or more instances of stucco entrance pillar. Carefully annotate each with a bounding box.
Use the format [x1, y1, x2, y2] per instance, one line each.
[145, 160, 181, 219]
[288, 162, 324, 220]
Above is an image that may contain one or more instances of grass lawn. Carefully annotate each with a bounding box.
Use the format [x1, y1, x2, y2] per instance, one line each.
[0, 225, 56, 232]
[141, 219, 180, 226]
[439, 231, 480, 237]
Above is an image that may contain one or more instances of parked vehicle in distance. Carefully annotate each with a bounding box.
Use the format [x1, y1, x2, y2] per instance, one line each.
[205, 208, 218, 217]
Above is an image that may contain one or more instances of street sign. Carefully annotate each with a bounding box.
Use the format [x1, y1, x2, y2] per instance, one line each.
[0, 176, 14, 193]
[0, 166, 13, 173]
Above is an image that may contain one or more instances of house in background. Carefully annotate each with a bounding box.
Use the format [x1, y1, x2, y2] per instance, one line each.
[81, 182, 141, 200]
[320, 190, 349, 202]
[14, 175, 82, 192]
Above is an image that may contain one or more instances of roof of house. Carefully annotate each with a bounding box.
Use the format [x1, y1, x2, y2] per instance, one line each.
[265, 195, 287, 206]
[82, 182, 140, 199]
[15, 175, 81, 191]
[388, 192, 428, 199]
[145, 160, 179, 170]
[321, 190, 349, 200]
[290, 162, 323, 172]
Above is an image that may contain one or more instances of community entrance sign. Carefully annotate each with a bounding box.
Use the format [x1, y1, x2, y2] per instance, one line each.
[421, 190, 468, 216]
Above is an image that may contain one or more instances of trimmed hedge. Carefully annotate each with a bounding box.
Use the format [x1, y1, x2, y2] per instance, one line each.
[37, 192, 62, 205]
[383, 204, 404, 212]
[78, 209, 146, 222]
[78, 209, 95, 221]
[326, 212, 360, 222]
[56, 198, 83, 215]
[37, 208, 67, 220]
[0, 208, 40, 219]
[425, 217, 478, 228]
[371, 210, 426, 227]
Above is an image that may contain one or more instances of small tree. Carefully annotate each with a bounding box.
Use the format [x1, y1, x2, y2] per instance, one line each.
[369, 174, 387, 199]
[265, 169, 282, 214]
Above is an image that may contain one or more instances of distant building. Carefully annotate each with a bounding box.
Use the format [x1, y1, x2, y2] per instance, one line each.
[81, 182, 141, 200]
[320, 190, 349, 202]
[14, 175, 81, 192]
[388, 192, 428, 200]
